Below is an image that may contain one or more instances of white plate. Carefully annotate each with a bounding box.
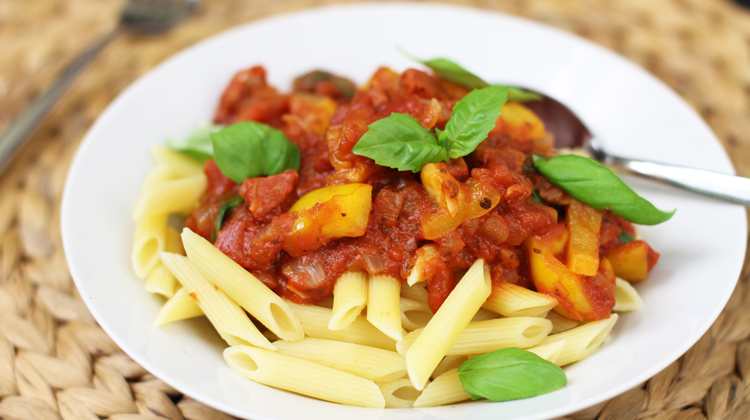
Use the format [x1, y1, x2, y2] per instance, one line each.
[61, 3, 747, 419]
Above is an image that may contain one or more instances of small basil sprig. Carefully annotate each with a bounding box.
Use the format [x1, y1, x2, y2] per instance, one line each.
[211, 122, 300, 184]
[457, 347, 567, 402]
[351, 113, 447, 171]
[166, 124, 224, 162]
[352, 86, 507, 172]
[212, 196, 244, 242]
[532, 154, 675, 225]
[442, 86, 508, 158]
[400, 50, 541, 102]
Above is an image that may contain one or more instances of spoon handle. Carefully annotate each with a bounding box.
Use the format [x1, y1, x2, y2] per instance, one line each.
[0, 28, 120, 174]
[609, 157, 750, 206]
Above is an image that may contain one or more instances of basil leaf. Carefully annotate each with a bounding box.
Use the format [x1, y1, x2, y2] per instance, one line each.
[618, 230, 634, 244]
[457, 347, 566, 402]
[211, 122, 300, 183]
[444, 86, 508, 159]
[352, 113, 447, 172]
[532, 154, 676, 225]
[166, 124, 224, 162]
[411, 56, 489, 90]
[400, 50, 540, 102]
[212, 196, 244, 242]
[531, 189, 544, 204]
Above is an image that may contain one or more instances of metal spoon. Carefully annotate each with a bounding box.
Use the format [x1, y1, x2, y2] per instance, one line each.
[0, 0, 198, 174]
[524, 95, 750, 207]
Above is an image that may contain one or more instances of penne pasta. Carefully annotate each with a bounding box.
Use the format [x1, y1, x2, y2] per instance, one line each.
[367, 274, 403, 341]
[273, 337, 405, 382]
[547, 310, 580, 334]
[153, 287, 204, 326]
[287, 302, 397, 351]
[526, 339, 567, 365]
[613, 278, 644, 312]
[377, 377, 422, 408]
[132, 174, 207, 219]
[539, 313, 619, 366]
[482, 281, 558, 318]
[151, 145, 204, 178]
[398, 317, 552, 357]
[144, 263, 179, 298]
[225, 345, 386, 408]
[432, 355, 470, 380]
[160, 252, 275, 351]
[399, 297, 432, 332]
[400, 282, 428, 302]
[328, 271, 367, 330]
[132, 214, 168, 278]
[182, 228, 304, 341]
[412, 369, 470, 408]
[405, 258, 491, 390]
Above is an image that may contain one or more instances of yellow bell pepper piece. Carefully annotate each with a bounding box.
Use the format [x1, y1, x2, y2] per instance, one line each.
[566, 199, 602, 276]
[284, 183, 373, 257]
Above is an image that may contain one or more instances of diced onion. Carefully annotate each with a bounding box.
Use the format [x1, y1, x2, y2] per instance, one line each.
[362, 254, 387, 275]
[282, 259, 327, 289]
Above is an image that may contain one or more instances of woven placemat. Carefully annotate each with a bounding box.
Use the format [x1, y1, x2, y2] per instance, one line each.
[1, 0, 749, 419]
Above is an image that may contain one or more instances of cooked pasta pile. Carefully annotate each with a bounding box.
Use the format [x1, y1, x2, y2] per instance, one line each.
[131, 63, 658, 408]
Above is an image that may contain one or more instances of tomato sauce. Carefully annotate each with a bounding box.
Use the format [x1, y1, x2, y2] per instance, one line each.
[185, 65, 658, 318]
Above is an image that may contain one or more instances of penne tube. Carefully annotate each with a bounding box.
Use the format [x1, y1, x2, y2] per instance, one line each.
[470, 308, 500, 322]
[376, 377, 422, 408]
[225, 346, 386, 408]
[539, 313, 619, 366]
[273, 337, 405, 382]
[132, 214, 168, 278]
[400, 297, 432, 332]
[151, 145, 204, 177]
[613, 278, 644, 312]
[153, 287, 204, 326]
[145, 227, 185, 297]
[182, 228, 304, 341]
[482, 281, 558, 318]
[144, 263, 179, 298]
[405, 258, 491, 390]
[367, 274, 403, 341]
[160, 252, 275, 351]
[400, 282, 428, 302]
[547, 310, 580, 334]
[132, 174, 207, 219]
[287, 302, 396, 351]
[432, 355, 469, 380]
[526, 339, 567, 365]
[328, 272, 367, 330]
[412, 369, 470, 408]
[398, 317, 552, 356]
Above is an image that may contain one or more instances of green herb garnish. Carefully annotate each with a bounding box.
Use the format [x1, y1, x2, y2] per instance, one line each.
[352, 86, 507, 172]
[211, 122, 300, 184]
[166, 124, 224, 162]
[442, 86, 508, 158]
[400, 50, 541, 102]
[212, 196, 244, 242]
[532, 154, 675, 225]
[457, 347, 567, 402]
[618, 230, 635, 244]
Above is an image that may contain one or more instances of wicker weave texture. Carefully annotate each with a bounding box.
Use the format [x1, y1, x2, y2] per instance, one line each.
[1, 0, 749, 419]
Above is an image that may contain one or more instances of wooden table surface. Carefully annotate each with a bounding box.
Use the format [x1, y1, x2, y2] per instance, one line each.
[1, 1, 749, 419]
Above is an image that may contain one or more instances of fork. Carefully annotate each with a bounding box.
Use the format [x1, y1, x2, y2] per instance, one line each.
[0, 0, 198, 173]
